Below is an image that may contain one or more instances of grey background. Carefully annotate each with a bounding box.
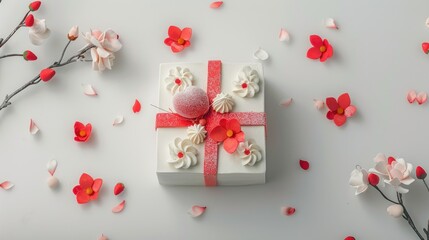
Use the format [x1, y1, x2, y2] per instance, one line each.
[1, 0, 429, 239]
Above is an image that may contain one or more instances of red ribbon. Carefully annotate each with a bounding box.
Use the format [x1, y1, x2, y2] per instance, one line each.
[156, 60, 266, 186]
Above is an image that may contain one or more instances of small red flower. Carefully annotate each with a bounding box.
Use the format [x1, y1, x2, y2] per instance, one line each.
[307, 35, 333, 62]
[25, 14, 34, 27]
[72, 173, 103, 204]
[210, 119, 245, 153]
[23, 50, 37, 61]
[326, 93, 356, 127]
[40, 68, 55, 82]
[29, 1, 41, 11]
[164, 26, 192, 53]
[368, 173, 380, 186]
[422, 42, 429, 54]
[74, 121, 92, 142]
[416, 166, 427, 180]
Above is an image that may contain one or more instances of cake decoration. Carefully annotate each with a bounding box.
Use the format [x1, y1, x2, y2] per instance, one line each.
[133, 99, 141, 113]
[422, 42, 429, 54]
[187, 124, 207, 144]
[173, 86, 209, 118]
[233, 66, 260, 98]
[74, 121, 92, 142]
[168, 137, 198, 169]
[279, 28, 290, 42]
[325, 18, 338, 29]
[164, 67, 194, 95]
[72, 173, 103, 204]
[237, 141, 262, 166]
[306, 34, 333, 62]
[112, 200, 126, 213]
[253, 47, 269, 61]
[29, 119, 40, 135]
[407, 90, 427, 105]
[209, 118, 245, 154]
[299, 159, 310, 171]
[313, 99, 325, 110]
[164, 26, 192, 53]
[212, 92, 234, 113]
[325, 93, 356, 127]
[0, 181, 14, 190]
[82, 84, 97, 96]
[210, 1, 223, 9]
[188, 205, 207, 217]
[280, 98, 293, 108]
[281, 206, 296, 216]
[112, 115, 124, 126]
[114, 183, 125, 195]
[46, 159, 59, 188]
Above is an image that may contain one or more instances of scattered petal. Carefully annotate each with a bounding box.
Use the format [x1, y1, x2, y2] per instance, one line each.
[299, 159, 310, 170]
[426, 17, 429, 28]
[407, 90, 417, 103]
[313, 99, 324, 110]
[46, 159, 58, 176]
[98, 234, 108, 240]
[279, 28, 290, 42]
[82, 84, 97, 96]
[422, 42, 429, 54]
[0, 181, 14, 190]
[253, 48, 269, 61]
[280, 98, 293, 108]
[417, 92, 427, 105]
[210, 1, 223, 8]
[112, 200, 126, 213]
[112, 115, 124, 126]
[325, 18, 338, 29]
[29, 119, 39, 135]
[113, 182, 125, 195]
[188, 205, 206, 217]
[344, 237, 356, 240]
[132, 99, 141, 113]
[281, 206, 296, 216]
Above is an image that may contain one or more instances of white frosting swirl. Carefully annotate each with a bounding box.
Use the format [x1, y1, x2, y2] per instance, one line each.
[237, 141, 263, 166]
[164, 67, 194, 95]
[187, 124, 207, 145]
[233, 66, 260, 98]
[212, 92, 234, 113]
[168, 137, 198, 169]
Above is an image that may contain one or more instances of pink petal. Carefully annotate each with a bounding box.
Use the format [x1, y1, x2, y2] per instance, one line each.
[417, 92, 427, 105]
[29, 119, 39, 135]
[171, 42, 185, 53]
[46, 159, 58, 176]
[82, 84, 97, 96]
[76, 191, 90, 204]
[92, 178, 103, 192]
[334, 114, 347, 127]
[344, 105, 357, 117]
[281, 206, 296, 216]
[112, 115, 124, 126]
[280, 98, 293, 108]
[279, 28, 290, 42]
[224, 137, 239, 153]
[180, 28, 192, 41]
[133, 99, 141, 113]
[112, 200, 126, 213]
[313, 99, 324, 110]
[325, 18, 338, 29]
[407, 90, 417, 103]
[188, 205, 206, 217]
[0, 181, 14, 190]
[98, 234, 108, 240]
[210, 1, 223, 8]
[299, 159, 310, 170]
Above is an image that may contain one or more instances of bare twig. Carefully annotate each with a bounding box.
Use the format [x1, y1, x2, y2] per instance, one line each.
[373, 186, 399, 204]
[0, 10, 30, 48]
[396, 193, 425, 240]
[0, 53, 23, 60]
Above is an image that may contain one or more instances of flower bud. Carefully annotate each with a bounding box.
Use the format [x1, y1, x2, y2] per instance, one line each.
[40, 68, 56, 82]
[67, 26, 79, 41]
[29, 1, 41, 11]
[416, 166, 427, 180]
[344, 237, 355, 240]
[388, 156, 396, 165]
[25, 14, 35, 27]
[23, 50, 37, 61]
[387, 204, 404, 218]
[367, 173, 380, 186]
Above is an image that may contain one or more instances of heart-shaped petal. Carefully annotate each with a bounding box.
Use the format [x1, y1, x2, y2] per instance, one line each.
[133, 99, 141, 113]
[280, 98, 293, 108]
[188, 205, 206, 217]
[325, 18, 338, 29]
[299, 159, 310, 170]
[29, 119, 39, 135]
[112, 200, 126, 213]
[407, 90, 417, 103]
[279, 28, 290, 42]
[210, 1, 223, 8]
[82, 84, 97, 96]
[416, 92, 427, 105]
[46, 159, 57, 176]
[112, 115, 124, 126]
[422, 42, 429, 54]
[0, 181, 14, 190]
[253, 48, 269, 61]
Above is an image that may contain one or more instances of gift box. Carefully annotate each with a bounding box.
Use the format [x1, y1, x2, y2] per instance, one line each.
[156, 61, 266, 186]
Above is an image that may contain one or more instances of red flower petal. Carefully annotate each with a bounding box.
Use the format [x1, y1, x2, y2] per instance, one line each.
[320, 40, 333, 62]
[25, 14, 34, 27]
[29, 1, 41, 11]
[423, 42, 429, 54]
[164, 38, 174, 46]
[72, 185, 82, 195]
[89, 191, 99, 201]
[416, 166, 427, 179]
[171, 42, 185, 53]
[407, 90, 417, 103]
[344, 105, 357, 118]
[338, 93, 351, 109]
[114, 183, 125, 195]
[189, 205, 206, 217]
[281, 206, 296, 216]
[224, 137, 239, 153]
[333, 114, 347, 127]
[309, 35, 323, 47]
[210, 126, 228, 142]
[79, 173, 94, 189]
[92, 178, 103, 192]
[112, 200, 126, 213]
[76, 191, 90, 204]
[226, 119, 241, 133]
[417, 92, 427, 105]
[299, 159, 310, 170]
[235, 131, 245, 142]
[344, 237, 355, 240]
[210, 1, 223, 8]
[132, 99, 141, 113]
[181, 28, 192, 41]
[325, 97, 339, 111]
[183, 41, 191, 47]
[40, 68, 56, 82]
[307, 47, 322, 59]
[0, 181, 14, 190]
[219, 119, 227, 128]
[326, 111, 335, 120]
[167, 26, 181, 40]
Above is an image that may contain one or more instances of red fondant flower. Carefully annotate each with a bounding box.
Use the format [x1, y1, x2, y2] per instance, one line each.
[72, 173, 103, 204]
[164, 26, 192, 53]
[74, 121, 92, 142]
[307, 35, 333, 62]
[210, 119, 245, 153]
[326, 93, 356, 127]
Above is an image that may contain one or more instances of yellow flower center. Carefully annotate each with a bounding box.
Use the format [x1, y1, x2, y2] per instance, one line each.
[177, 38, 185, 45]
[85, 187, 94, 195]
[226, 130, 234, 138]
[79, 130, 87, 137]
[337, 108, 344, 115]
[319, 46, 327, 53]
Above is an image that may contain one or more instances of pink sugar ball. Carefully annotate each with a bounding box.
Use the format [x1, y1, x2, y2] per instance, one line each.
[173, 86, 209, 119]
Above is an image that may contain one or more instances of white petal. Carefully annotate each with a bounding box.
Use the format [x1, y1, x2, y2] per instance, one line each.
[0, 181, 14, 190]
[426, 17, 429, 28]
[325, 18, 338, 29]
[188, 205, 206, 217]
[253, 48, 269, 61]
[46, 159, 57, 176]
[29, 119, 39, 135]
[112, 200, 126, 213]
[98, 234, 108, 240]
[82, 84, 97, 96]
[280, 98, 293, 108]
[112, 115, 124, 126]
[279, 28, 290, 42]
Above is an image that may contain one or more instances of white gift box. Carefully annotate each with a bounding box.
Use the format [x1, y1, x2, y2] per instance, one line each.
[156, 61, 266, 186]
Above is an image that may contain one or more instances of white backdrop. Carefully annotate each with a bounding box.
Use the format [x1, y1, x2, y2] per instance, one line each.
[1, 0, 429, 239]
